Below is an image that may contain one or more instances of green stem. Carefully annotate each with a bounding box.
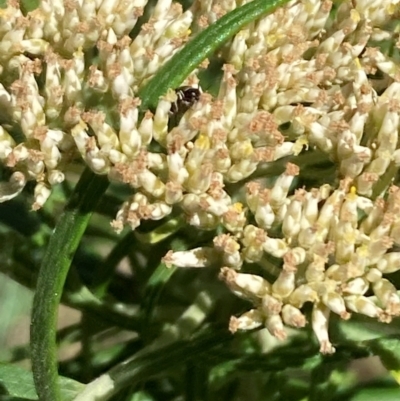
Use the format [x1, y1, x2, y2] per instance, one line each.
[72, 326, 230, 401]
[30, 168, 109, 401]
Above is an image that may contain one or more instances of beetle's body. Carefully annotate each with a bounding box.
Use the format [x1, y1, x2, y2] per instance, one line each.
[170, 86, 202, 115]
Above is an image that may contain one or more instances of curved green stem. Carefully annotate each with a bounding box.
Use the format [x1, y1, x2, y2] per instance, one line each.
[73, 320, 227, 401]
[30, 168, 109, 401]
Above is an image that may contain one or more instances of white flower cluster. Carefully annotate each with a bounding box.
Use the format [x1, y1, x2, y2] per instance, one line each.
[162, 0, 400, 353]
[0, 0, 192, 209]
[1, 0, 400, 352]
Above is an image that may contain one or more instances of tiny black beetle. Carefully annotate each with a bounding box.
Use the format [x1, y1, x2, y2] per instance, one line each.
[170, 86, 201, 115]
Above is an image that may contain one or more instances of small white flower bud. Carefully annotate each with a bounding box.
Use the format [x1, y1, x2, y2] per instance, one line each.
[229, 309, 264, 333]
[342, 277, 369, 295]
[0, 126, 16, 160]
[373, 279, 400, 316]
[344, 295, 386, 321]
[322, 292, 350, 320]
[272, 271, 295, 299]
[282, 194, 303, 240]
[365, 267, 382, 283]
[48, 170, 64, 185]
[270, 163, 299, 210]
[265, 314, 286, 341]
[226, 158, 258, 182]
[282, 304, 306, 328]
[289, 284, 318, 308]
[262, 237, 288, 258]
[254, 195, 275, 230]
[163, 247, 216, 268]
[261, 294, 282, 315]
[32, 181, 51, 211]
[0, 172, 26, 203]
[219, 267, 271, 300]
[300, 189, 321, 230]
[376, 253, 400, 274]
[312, 304, 335, 354]
[138, 169, 165, 198]
[359, 198, 385, 235]
[214, 234, 242, 269]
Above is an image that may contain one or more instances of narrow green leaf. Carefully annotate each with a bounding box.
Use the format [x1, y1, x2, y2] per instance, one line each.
[30, 169, 109, 401]
[139, 237, 188, 335]
[139, 262, 176, 340]
[72, 329, 232, 401]
[369, 337, 400, 377]
[138, 0, 291, 112]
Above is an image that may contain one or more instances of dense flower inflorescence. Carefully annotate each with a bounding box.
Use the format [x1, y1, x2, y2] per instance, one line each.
[1, 0, 400, 352]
